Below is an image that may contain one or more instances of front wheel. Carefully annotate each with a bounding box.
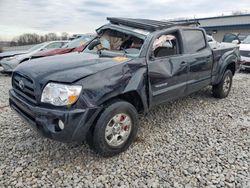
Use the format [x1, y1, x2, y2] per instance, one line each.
[91, 100, 138, 157]
[212, 69, 233, 98]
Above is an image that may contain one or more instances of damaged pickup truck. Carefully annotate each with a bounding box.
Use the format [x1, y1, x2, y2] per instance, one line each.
[9, 18, 240, 157]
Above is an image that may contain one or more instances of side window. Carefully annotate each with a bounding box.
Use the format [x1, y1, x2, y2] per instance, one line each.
[46, 42, 63, 49]
[152, 31, 180, 58]
[183, 30, 206, 53]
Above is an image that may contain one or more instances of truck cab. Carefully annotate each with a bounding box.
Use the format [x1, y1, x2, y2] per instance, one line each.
[9, 18, 240, 157]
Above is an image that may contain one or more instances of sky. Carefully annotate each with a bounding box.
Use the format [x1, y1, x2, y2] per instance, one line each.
[0, 0, 249, 40]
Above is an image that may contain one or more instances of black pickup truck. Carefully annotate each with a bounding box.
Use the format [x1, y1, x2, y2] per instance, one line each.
[9, 18, 240, 157]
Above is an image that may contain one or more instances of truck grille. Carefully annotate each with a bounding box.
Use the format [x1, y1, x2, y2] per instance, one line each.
[240, 50, 250, 57]
[12, 73, 37, 104]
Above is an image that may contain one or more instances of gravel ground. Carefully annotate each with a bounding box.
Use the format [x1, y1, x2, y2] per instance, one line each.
[0, 72, 249, 187]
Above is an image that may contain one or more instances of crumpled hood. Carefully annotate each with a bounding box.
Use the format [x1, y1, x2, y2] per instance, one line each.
[15, 52, 131, 84]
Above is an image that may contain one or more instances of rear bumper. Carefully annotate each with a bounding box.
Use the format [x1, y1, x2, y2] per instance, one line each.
[9, 89, 101, 142]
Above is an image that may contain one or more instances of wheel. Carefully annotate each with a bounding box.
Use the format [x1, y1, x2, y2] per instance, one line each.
[212, 69, 233, 98]
[91, 100, 138, 157]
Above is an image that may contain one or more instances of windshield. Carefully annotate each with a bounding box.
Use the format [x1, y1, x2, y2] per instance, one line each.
[28, 43, 45, 52]
[63, 36, 93, 48]
[242, 35, 250, 44]
[84, 29, 144, 58]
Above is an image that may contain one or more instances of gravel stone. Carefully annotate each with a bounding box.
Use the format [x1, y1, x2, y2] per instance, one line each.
[0, 71, 249, 187]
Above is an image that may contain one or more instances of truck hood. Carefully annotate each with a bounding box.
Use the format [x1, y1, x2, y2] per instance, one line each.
[15, 52, 131, 84]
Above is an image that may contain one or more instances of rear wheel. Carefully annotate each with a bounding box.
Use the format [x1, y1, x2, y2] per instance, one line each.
[212, 69, 233, 98]
[90, 100, 138, 157]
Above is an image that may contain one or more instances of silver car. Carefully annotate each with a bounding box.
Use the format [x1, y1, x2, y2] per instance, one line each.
[0, 41, 68, 73]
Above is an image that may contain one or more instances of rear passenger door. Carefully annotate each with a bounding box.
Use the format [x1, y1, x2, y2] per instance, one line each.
[182, 29, 213, 94]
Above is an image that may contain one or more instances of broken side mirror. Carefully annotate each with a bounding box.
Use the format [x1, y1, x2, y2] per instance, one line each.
[88, 39, 101, 50]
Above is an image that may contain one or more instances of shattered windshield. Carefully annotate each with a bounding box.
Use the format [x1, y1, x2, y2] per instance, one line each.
[84, 29, 144, 57]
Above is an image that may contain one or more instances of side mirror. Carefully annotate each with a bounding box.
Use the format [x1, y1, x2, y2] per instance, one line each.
[232, 39, 240, 44]
[88, 40, 101, 50]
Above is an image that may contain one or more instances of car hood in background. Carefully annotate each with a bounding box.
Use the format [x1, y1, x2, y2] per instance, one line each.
[15, 52, 131, 84]
[0, 50, 28, 58]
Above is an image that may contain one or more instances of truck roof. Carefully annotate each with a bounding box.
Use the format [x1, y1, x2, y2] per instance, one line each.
[107, 17, 199, 32]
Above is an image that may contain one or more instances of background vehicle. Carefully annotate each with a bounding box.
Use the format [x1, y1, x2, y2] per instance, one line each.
[222, 33, 250, 44]
[9, 18, 240, 157]
[0, 41, 68, 72]
[0, 50, 29, 61]
[30, 35, 94, 60]
[208, 35, 238, 49]
[239, 35, 250, 71]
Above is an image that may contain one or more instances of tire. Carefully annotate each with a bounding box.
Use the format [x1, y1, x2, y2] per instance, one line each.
[212, 69, 233, 98]
[91, 100, 138, 157]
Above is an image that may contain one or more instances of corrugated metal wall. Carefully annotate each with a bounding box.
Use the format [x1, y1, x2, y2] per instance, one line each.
[198, 15, 250, 42]
[199, 15, 250, 27]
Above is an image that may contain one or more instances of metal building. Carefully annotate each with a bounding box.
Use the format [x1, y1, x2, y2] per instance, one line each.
[173, 14, 250, 42]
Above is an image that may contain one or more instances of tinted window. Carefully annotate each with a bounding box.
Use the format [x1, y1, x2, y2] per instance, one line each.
[183, 30, 206, 53]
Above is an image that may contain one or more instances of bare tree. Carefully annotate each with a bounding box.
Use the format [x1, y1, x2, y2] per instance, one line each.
[10, 32, 66, 46]
[44, 33, 58, 41]
[61, 32, 69, 40]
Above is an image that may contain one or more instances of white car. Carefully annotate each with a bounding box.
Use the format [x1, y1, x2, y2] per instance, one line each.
[0, 41, 68, 73]
[207, 35, 237, 49]
[239, 35, 250, 71]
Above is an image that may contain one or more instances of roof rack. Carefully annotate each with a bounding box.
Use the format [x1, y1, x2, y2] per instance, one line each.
[107, 17, 200, 31]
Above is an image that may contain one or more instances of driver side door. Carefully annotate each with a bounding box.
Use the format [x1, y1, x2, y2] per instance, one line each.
[148, 29, 189, 106]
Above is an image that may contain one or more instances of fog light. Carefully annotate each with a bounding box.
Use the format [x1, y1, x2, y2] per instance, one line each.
[58, 120, 64, 130]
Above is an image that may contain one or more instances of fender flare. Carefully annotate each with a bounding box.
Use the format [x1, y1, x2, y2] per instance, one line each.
[212, 54, 237, 85]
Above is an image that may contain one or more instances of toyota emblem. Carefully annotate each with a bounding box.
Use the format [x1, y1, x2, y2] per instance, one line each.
[19, 80, 25, 90]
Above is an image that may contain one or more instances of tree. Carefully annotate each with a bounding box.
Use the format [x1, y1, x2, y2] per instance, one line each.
[10, 32, 64, 46]
[44, 33, 58, 41]
[61, 32, 69, 40]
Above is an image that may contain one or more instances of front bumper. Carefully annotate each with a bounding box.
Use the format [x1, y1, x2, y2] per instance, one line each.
[9, 89, 101, 142]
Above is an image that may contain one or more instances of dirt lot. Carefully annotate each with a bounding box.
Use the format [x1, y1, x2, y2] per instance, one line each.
[0, 72, 249, 187]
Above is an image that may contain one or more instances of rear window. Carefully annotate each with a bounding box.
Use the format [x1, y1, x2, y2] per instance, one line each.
[183, 30, 206, 53]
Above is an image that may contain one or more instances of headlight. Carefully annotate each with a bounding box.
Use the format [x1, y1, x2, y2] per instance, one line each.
[41, 83, 82, 106]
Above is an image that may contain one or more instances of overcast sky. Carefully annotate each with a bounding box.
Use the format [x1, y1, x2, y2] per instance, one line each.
[0, 0, 249, 40]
